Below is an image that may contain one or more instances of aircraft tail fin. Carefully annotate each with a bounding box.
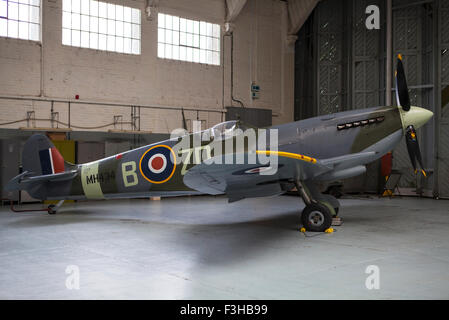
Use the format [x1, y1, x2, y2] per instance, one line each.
[22, 134, 66, 176]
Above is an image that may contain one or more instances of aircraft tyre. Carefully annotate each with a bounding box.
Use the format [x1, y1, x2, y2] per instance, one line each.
[47, 204, 57, 215]
[301, 203, 332, 232]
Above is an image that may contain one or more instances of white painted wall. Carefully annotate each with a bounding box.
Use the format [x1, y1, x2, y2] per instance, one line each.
[0, 0, 294, 133]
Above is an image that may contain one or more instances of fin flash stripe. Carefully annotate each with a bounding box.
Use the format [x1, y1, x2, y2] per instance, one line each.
[256, 150, 317, 164]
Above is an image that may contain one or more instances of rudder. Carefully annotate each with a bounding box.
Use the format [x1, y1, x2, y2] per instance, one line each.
[22, 134, 65, 176]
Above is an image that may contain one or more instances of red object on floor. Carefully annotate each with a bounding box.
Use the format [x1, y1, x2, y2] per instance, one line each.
[381, 152, 392, 177]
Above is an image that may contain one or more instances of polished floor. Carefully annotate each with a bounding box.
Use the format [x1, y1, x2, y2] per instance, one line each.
[0, 195, 448, 299]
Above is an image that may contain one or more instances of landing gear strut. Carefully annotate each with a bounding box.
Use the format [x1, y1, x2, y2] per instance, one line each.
[294, 180, 337, 232]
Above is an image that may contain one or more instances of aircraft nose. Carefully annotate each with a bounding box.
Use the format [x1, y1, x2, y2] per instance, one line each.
[400, 106, 433, 130]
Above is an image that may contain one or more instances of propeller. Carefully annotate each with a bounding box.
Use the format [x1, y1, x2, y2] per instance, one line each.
[394, 54, 426, 177]
[405, 125, 427, 177]
[181, 108, 187, 131]
[395, 54, 411, 111]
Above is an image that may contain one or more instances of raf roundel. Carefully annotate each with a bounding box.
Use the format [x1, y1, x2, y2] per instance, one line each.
[139, 145, 176, 184]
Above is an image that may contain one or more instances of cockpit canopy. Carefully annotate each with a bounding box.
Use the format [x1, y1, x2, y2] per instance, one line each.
[209, 120, 251, 141]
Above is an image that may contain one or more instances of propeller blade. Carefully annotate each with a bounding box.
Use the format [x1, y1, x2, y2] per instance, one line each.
[405, 125, 426, 177]
[181, 108, 187, 131]
[395, 54, 411, 111]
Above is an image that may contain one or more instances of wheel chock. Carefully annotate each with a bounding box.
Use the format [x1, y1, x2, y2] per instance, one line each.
[325, 228, 334, 233]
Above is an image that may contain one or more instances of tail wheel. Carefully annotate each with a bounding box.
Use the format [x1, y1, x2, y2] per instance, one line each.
[47, 204, 57, 215]
[301, 203, 332, 232]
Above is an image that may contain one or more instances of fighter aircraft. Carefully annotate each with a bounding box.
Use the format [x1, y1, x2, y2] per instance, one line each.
[5, 55, 433, 232]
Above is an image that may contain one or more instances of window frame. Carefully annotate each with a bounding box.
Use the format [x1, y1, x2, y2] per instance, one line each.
[61, 0, 141, 55]
[157, 12, 221, 66]
[0, 0, 41, 42]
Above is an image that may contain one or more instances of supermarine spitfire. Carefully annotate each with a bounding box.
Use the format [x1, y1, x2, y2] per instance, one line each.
[5, 56, 433, 232]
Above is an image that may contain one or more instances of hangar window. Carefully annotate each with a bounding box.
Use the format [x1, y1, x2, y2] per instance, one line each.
[157, 13, 220, 66]
[0, 0, 41, 41]
[62, 0, 141, 55]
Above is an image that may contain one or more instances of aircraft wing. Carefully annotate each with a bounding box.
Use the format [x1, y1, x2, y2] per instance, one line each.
[5, 170, 78, 191]
[183, 150, 377, 202]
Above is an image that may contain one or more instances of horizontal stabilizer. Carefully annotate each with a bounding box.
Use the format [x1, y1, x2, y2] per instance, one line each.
[5, 170, 78, 191]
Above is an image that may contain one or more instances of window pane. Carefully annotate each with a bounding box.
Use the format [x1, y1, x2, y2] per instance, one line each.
[200, 49, 206, 64]
[172, 16, 179, 31]
[116, 36, 123, 53]
[90, 0, 98, 16]
[29, 22, 38, 40]
[200, 21, 206, 35]
[180, 46, 186, 61]
[30, 6, 39, 23]
[131, 8, 139, 24]
[8, 2, 19, 20]
[81, 15, 89, 31]
[98, 33, 106, 50]
[62, 0, 71, 12]
[81, 31, 89, 47]
[172, 30, 179, 46]
[165, 43, 172, 59]
[186, 19, 193, 33]
[0, 19, 7, 37]
[158, 42, 164, 58]
[124, 6, 131, 22]
[165, 29, 172, 44]
[193, 21, 199, 35]
[81, 0, 89, 15]
[172, 45, 179, 60]
[116, 20, 123, 36]
[206, 23, 213, 37]
[124, 37, 132, 54]
[62, 28, 71, 45]
[89, 32, 98, 49]
[165, 14, 172, 30]
[62, 11, 71, 29]
[71, 29, 80, 46]
[8, 20, 18, 37]
[72, 0, 80, 14]
[123, 22, 131, 37]
[30, 0, 39, 6]
[180, 18, 186, 32]
[98, 18, 106, 34]
[180, 32, 186, 46]
[18, 21, 28, 39]
[132, 39, 139, 54]
[107, 18, 115, 35]
[213, 24, 220, 38]
[98, 2, 107, 18]
[116, 5, 123, 21]
[72, 13, 80, 30]
[131, 23, 139, 39]
[107, 34, 115, 51]
[19, 4, 29, 21]
[107, 3, 115, 20]
[158, 28, 164, 43]
[90, 16, 98, 33]
[158, 13, 165, 29]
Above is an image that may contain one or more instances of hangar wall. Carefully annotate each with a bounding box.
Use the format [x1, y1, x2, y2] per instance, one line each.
[0, 0, 294, 134]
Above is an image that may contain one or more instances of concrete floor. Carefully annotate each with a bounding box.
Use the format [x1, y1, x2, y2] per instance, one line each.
[0, 195, 448, 299]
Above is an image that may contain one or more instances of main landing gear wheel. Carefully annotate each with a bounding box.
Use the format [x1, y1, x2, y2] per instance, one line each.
[301, 203, 332, 232]
[47, 204, 57, 215]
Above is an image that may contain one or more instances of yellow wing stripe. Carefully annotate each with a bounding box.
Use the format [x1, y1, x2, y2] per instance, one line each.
[256, 150, 317, 164]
